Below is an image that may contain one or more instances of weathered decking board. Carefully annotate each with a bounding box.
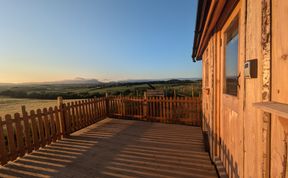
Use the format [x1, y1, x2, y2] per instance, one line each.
[0, 118, 218, 178]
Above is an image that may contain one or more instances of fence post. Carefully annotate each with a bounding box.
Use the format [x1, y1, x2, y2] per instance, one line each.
[57, 96, 67, 136]
[143, 92, 148, 120]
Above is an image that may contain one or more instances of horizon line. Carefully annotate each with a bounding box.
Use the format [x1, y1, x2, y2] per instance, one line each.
[0, 77, 202, 85]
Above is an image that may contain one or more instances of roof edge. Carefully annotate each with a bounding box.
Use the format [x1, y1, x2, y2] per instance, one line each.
[192, 0, 239, 61]
[192, 0, 211, 62]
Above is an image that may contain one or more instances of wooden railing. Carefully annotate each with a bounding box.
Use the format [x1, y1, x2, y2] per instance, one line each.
[108, 96, 202, 126]
[0, 97, 106, 165]
[61, 98, 107, 134]
[0, 96, 201, 165]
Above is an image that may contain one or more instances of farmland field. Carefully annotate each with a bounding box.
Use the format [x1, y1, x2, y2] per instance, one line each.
[0, 97, 58, 118]
[0, 80, 202, 118]
[0, 80, 202, 99]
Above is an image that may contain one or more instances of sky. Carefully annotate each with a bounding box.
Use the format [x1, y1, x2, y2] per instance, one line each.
[0, 0, 201, 83]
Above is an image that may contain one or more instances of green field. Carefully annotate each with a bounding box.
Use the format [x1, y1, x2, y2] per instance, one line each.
[0, 80, 202, 118]
[0, 80, 202, 99]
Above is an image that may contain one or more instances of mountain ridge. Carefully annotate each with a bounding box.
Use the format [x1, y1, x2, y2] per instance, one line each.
[0, 77, 201, 85]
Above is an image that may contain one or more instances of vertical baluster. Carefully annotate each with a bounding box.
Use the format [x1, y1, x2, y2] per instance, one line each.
[49, 107, 56, 142]
[37, 109, 47, 147]
[0, 117, 8, 165]
[57, 97, 66, 136]
[91, 98, 94, 121]
[99, 99, 103, 118]
[169, 97, 173, 122]
[175, 97, 179, 124]
[123, 97, 125, 117]
[137, 97, 139, 118]
[191, 97, 194, 125]
[34, 110, 42, 148]
[153, 97, 156, 121]
[158, 97, 161, 122]
[91, 98, 95, 120]
[14, 113, 24, 156]
[84, 100, 88, 125]
[70, 102, 75, 132]
[194, 97, 197, 126]
[87, 99, 91, 124]
[80, 101, 85, 127]
[184, 97, 188, 124]
[43, 108, 51, 144]
[95, 99, 99, 119]
[148, 97, 151, 120]
[22, 106, 32, 153]
[163, 97, 166, 123]
[88, 99, 92, 122]
[76, 101, 81, 130]
[131, 97, 134, 117]
[54, 106, 61, 140]
[91, 99, 95, 121]
[82, 101, 87, 127]
[99, 99, 102, 118]
[198, 97, 201, 126]
[5, 114, 17, 160]
[95, 99, 98, 119]
[139, 97, 143, 119]
[132, 97, 135, 117]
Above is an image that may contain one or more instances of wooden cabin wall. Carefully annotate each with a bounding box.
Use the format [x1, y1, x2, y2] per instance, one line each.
[200, 0, 288, 177]
[202, 35, 217, 158]
[270, 0, 288, 177]
[202, 40, 211, 133]
[201, 0, 288, 176]
[242, 0, 264, 177]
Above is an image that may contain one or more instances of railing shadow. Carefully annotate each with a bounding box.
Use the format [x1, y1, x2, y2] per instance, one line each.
[203, 116, 240, 178]
[0, 118, 218, 178]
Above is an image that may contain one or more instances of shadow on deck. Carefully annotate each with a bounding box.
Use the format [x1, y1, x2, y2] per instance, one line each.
[0, 118, 218, 178]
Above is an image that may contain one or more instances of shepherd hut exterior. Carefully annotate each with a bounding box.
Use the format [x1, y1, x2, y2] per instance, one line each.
[192, 0, 288, 177]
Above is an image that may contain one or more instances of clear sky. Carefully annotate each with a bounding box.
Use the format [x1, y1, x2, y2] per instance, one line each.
[0, 0, 201, 83]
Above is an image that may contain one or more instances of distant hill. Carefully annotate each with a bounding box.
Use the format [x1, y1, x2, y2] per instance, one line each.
[0, 78, 103, 85]
[0, 77, 201, 86]
[116, 78, 201, 84]
[39, 78, 103, 85]
[0, 78, 202, 99]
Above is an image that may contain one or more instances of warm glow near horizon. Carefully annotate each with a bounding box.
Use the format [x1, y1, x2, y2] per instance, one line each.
[0, 0, 202, 83]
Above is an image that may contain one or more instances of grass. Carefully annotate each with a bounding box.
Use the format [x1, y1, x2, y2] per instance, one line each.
[0, 97, 58, 118]
[0, 81, 202, 118]
[0, 97, 86, 119]
[0, 80, 202, 99]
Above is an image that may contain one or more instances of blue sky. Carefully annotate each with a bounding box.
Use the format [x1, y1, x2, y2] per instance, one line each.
[0, 0, 201, 83]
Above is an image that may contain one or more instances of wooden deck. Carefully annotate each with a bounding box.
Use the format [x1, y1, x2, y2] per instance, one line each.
[0, 118, 218, 178]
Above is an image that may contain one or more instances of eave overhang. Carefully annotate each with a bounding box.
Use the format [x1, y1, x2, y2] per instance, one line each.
[192, 0, 239, 62]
